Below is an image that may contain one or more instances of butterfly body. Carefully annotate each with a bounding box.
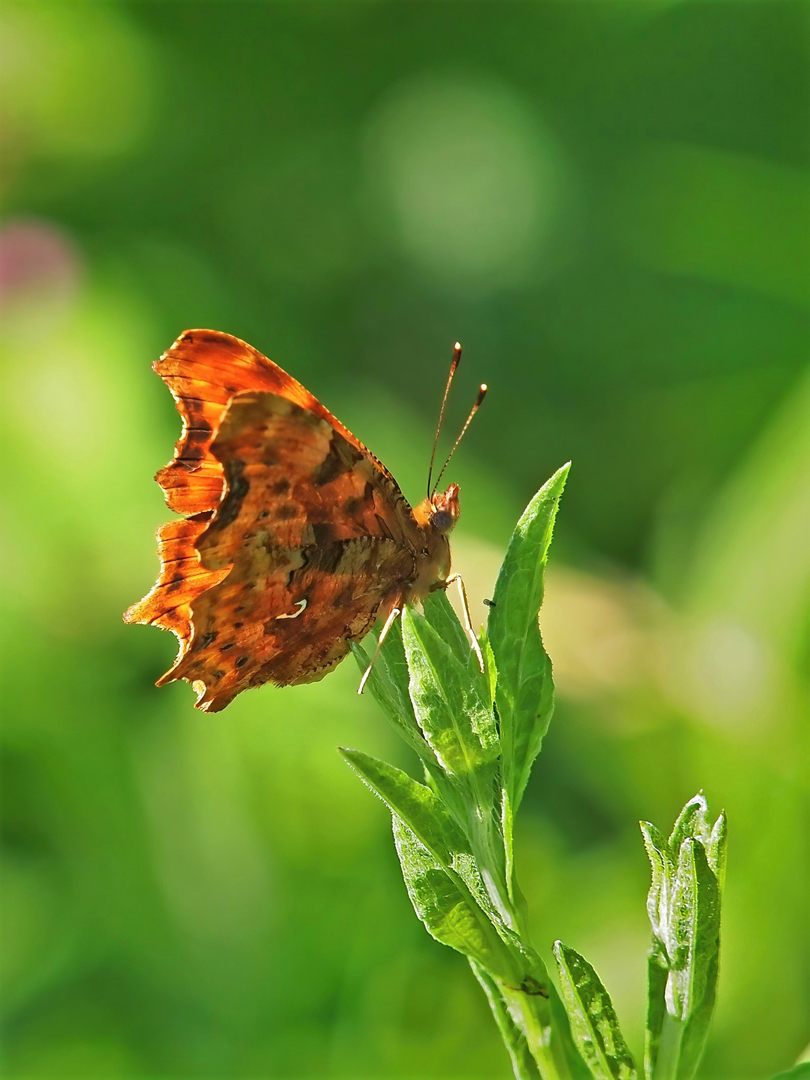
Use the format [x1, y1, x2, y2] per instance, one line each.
[125, 330, 461, 711]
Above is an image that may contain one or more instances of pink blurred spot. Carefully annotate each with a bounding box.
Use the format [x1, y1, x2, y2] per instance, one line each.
[0, 219, 82, 313]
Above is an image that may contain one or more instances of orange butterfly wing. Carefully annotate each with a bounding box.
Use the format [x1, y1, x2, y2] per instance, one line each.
[125, 330, 438, 712]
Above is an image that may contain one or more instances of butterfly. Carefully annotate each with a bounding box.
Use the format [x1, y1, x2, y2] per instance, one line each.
[124, 330, 485, 712]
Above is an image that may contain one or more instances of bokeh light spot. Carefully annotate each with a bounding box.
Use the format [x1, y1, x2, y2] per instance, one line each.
[0, 3, 153, 164]
[686, 618, 775, 730]
[363, 74, 565, 291]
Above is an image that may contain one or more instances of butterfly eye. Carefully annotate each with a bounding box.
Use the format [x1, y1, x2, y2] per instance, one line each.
[430, 510, 454, 533]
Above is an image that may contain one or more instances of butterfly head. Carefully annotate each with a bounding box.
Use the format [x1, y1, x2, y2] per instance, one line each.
[428, 483, 460, 534]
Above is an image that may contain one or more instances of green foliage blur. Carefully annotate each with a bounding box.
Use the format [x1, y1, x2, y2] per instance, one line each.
[1, 3, 807, 1078]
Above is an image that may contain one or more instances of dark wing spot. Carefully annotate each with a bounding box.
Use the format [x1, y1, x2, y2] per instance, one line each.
[312, 436, 354, 486]
[221, 643, 235, 652]
[179, 437, 207, 462]
[311, 522, 337, 547]
[199, 631, 217, 648]
[213, 459, 249, 528]
[275, 503, 298, 521]
[272, 478, 291, 495]
[235, 656, 249, 668]
[344, 496, 362, 515]
[197, 332, 229, 347]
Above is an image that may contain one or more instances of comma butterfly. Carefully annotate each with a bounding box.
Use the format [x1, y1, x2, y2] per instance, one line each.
[124, 330, 485, 711]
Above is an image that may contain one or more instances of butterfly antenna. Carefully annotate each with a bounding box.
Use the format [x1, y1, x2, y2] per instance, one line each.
[431, 382, 488, 496]
[427, 342, 462, 498]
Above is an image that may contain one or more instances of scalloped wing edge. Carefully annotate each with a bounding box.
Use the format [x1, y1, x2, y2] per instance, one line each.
[125, 328, 410, 706]
[124, 330, 359, 689]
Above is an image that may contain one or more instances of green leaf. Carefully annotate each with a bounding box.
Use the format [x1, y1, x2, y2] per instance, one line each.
[488, 464, 569, 821]
[470, 960, 541, 1080]
[768, 1067, 810, 1080]
[392, 816, 518, 981]
[351, 621, 425, 758]
[553, 942, 637, 1080]
[668, 792, 712, 854]
[423, 589, 492, 704]
[488, 464, 569, 901]
[400, 606, 508, 905]
[423, 589, 470, 664]
[642, 796, 725, 1080]
[640, 821, 673, 943]
[352, 620, 472, 830]
[479, 628, 498, 705]
[666, 840, 721, 1077]
[340, 747, 466, 870]
[707, 811, 728, 892]
[401, 605, 499, 796]
[341, 747, 520, 982]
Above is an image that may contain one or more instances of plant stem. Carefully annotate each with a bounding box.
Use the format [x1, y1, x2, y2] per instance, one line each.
[652, 1014, 685, 1080]
[466, 806, 575, 1080]
[500, 982, 568, 1080]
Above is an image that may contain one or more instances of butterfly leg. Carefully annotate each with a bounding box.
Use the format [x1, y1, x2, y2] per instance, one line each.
[445, 574, 485, 673]
[358, 602, 402, 695]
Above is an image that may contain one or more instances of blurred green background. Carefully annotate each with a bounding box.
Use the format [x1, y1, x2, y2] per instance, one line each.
[1, 2, 808, 1078]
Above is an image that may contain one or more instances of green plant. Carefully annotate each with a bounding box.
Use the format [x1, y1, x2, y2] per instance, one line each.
[343, 466, 727, 1080]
